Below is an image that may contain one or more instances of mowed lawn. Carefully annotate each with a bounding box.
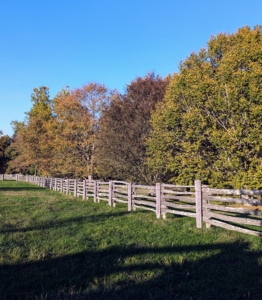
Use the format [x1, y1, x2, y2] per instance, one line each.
[0, 181, 262, 300]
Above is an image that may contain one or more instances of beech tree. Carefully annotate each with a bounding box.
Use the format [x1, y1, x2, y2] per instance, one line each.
[96, 73, 169, 183]
[148, 26, 262, 188]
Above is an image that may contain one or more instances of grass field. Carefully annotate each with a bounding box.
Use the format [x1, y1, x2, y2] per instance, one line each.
[0, 180, 262, 300]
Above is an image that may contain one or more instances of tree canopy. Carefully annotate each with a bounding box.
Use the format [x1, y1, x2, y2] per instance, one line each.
[147, 26, 262, 188]
[8, 87, 52, 175]
[49, 83, 112, 178]
[6, 25, 262, 189]
[95, 73, 169, 183]
[7, 84, 113, 178]
[0, 131, 11, 173]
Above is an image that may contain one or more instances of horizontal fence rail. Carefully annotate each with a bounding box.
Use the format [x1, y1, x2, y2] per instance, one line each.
[203, 187, 262, 237]
[1, 174, 262, 237]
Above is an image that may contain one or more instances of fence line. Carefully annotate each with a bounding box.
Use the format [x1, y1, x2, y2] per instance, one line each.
[1, 174, 262, 237]
[202, 186, 262, 237]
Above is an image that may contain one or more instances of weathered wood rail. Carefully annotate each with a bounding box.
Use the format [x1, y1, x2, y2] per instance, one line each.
[202, 187, 262, 237]
[1, 174, 262, 237]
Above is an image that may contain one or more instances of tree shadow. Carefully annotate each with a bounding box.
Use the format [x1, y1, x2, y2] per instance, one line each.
[1, 241, 261, 299]
[0, 186, 45, 191]
[0, 211, 130, 234]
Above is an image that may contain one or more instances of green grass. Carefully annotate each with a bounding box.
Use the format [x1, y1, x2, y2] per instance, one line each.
[0, 180, 262, 300]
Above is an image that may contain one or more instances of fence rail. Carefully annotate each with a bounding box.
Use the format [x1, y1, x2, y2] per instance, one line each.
[202, 186, 262, 237]
[1, 174, 262, 237]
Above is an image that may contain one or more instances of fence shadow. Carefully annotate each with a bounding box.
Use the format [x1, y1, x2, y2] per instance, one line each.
[0, 186, 46, 191]
[1, 241, 261, 299]
[0, 211, 130, 234]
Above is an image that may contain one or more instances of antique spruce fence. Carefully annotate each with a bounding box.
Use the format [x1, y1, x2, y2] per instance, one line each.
[1, 173, 262, 237]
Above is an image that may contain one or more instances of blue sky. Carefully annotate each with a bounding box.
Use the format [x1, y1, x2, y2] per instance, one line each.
[1, 0, 262, 136]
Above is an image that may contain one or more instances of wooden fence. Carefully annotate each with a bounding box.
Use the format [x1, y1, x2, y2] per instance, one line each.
[1, 174, 262, 237]
[202, 187, 262, 237]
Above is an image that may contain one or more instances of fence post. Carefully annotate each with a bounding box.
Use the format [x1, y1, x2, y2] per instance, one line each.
[113, 182, 116, 207]
[61, 179, 64, 193]
[97, 182, 101, 203]
[50, 178, 53, 190]
[74, 179, 77, 197]
[195, 180, 202, 229]
[161, 184, 167, 219]
[83, 179, 86, 199]
[128, 182, 132, 212]
[156, 183, 161, 219]
[94, 181, 97, 203]
[16, 174, 18, 181]
[43, 177, 46, 188]
[66, 179, 69, 195]
[202, 186, 211, 228]
[132, 185, 136, 211]
[108, 181, 113, 206]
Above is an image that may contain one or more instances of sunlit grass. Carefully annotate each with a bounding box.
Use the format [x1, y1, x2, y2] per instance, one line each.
[0, 180, 262, 299]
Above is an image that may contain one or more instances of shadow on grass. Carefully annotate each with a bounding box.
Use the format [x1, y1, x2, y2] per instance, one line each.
[0, 241, 261, 299]
[0, 186, 46, 191]
[0, 211, 130, 234]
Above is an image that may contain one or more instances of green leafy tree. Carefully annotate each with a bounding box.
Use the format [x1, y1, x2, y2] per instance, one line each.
[0, 131, 11, 173]
[148, 26, 262, 188]
[8, 87, 52, 175]
[27, 86, 52, 120]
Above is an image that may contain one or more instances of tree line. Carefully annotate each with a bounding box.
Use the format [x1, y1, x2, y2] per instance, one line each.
[2, 26, 262, 189]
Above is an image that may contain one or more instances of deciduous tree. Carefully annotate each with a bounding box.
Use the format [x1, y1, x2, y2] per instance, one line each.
[49, 83, 112, 178]
[8, 87, 52, 175]
[148, 26, 262, 188]
[0, 131, 11, 173]
[96, 73, 169, 183]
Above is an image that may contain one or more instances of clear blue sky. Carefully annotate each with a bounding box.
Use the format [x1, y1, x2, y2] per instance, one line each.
[1, 0, 262, 136]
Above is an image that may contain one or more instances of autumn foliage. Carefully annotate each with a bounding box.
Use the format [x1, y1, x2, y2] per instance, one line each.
[95, 73, 169, 183]
[8, 84, 112, 178]
[5, 26, 262, 188]
[148, 26, 262, 188]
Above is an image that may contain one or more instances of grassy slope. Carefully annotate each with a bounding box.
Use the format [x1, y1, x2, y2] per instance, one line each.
[0, 180, 262, 300]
